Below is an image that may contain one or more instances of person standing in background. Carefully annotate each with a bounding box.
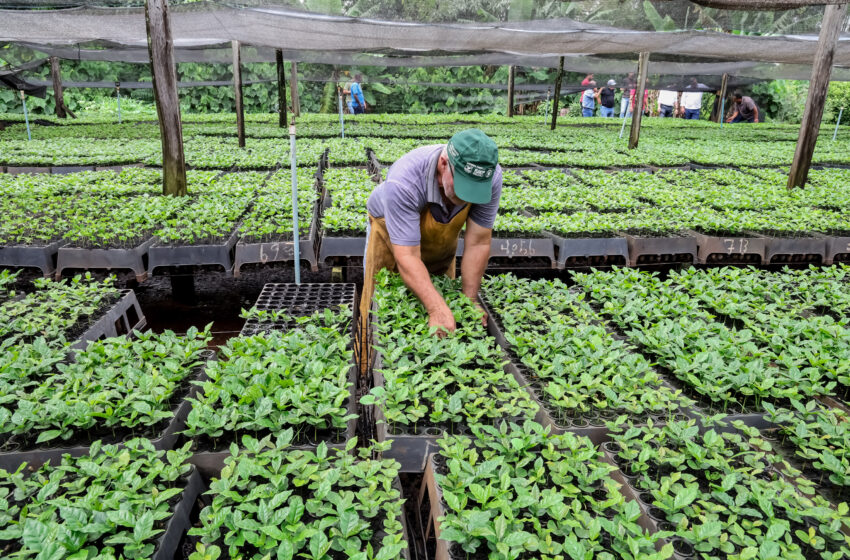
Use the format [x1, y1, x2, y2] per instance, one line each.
[598, 80, 617, 117]
[581, 81, 597, 117]
[680, 77, 707, 120]
[657, 88, 679, 117]
[620, 72, 636, 118]
[344, 74, 367, 114]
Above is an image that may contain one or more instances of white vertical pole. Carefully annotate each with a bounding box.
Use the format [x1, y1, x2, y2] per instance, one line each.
[833, 107, 844, 141]
[290, 122, 301, 284]
[116, 82, 122, 123]
[543, 89, 550, 124]
[20, 90, 31, 141]
[338, 91, 345, 138]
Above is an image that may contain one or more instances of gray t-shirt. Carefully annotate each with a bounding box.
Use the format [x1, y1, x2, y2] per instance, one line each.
[737, 96, 757, 119]
[366, 144, 502, 247]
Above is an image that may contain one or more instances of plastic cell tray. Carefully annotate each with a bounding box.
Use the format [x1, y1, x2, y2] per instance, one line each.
[56, 236, 155, 282]
[623, 233, 697, 266]
[148, 227, 240, 275]
[153, 467, 206, 560]
[825, 236, 850, 265]
[546, 233, 629, 269]
[456, 236, 556, 267]
[689, 230, 766, 265]
[71, 289, 147, 350]
[233, 198, 321, 275]
[239, 282, 357, 336]
[0, 351, 215, 472]
[0, 240, 65, 277]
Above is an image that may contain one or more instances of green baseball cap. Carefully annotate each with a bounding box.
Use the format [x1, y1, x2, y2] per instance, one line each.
[446, 128, 498, 205]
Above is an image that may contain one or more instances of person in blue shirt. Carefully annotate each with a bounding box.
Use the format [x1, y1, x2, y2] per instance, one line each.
[344, 74, 367, 114]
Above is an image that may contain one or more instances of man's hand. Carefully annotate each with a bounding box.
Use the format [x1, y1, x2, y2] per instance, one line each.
[427, 302, 456, 338]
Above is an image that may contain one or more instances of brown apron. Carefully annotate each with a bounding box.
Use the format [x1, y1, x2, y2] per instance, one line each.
[359, 204, 470, 372]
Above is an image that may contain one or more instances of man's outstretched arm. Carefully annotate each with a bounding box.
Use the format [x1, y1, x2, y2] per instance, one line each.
[393, 244, 455, 335]
[461, 219, 492, 301]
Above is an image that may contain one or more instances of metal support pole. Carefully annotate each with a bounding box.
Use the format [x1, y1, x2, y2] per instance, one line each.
[833, 107, 844, 141]
[115, 82, 122, 123]
[720, 96, 726, 128]
[543, 89, 550, 124]
[289, 122, 301, 284]
[337, 90, 345, 138]
[20, 90, 31, 141]
[619, 112, 629, 139]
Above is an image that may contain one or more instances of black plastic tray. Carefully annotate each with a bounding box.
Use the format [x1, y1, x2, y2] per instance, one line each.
[153, 467, 205, 560]
[52, 165, 95, 174]
[148, 227, 240, 275]
[187, 361, 358, 479]
[689, 230, 766, 265]
[0, 351, 215, 472]
[239, 282, 357, 335]
[826, 236, 850, 265]
[747, 232, 827, 264]
[456, 236, 555, 267]
[56, 236, 155, 282]
[0, 240, 65, 277]
[5, 166, 51, 175]
[71, 289, 147, 350]
[319, 236, 366, 262]
[546, 233, 629, 269]
[623, 233, 697, 266]
[234, 198, 321, 274]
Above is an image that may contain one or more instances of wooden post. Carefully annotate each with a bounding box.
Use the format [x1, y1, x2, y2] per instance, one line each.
[550, 56, 564, 131]
[507, 65, 516, 117]
[145, 0, 187, 196]
[276, 49, 288, 128]
[788, 3, 848, 189]
[49, 57, 67, 119]
[628, 52, 649, 150]
[290, 60, 300, 117]
[232, 40, 245, 148]
[712, 73, 729, 123]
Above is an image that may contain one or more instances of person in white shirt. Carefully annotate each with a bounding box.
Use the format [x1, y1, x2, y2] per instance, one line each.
[657, 88, 678, 117]
[680, 77, 707, 120]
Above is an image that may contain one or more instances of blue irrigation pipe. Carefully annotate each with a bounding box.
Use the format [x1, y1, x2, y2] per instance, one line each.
[720, 96, 726, 128]
[338, 94, 345, 138]
[833, 107, 843, 141]
[20, 90, 31, 141]
[290, 123, 301, 284]
[619, 112, 628, 139]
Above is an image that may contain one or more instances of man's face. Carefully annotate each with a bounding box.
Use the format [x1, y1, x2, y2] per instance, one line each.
[439, 153, 464, 206]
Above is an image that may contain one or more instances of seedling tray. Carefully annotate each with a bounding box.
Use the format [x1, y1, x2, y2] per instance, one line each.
[0, 239, 65, 277]
[5, 166, 51, 175]
[546, 233, 629, 268]
[747, 232, 827, 264]
[239, 282, 357, 336]
[688, 230, 766, 265]
[148, 227, 240, 275]
[319, 235, 366, 262]
[52, 165, 95, 174]
[598, 444, 687, 558]
[153, 467, 205, 560]
[71, 289, 147, 350]
[0, 351, 215, 472]
[825, 236, 850, 265]
[233, 197, 320, 275]
[187, 362, 359, 479]
[481, 298, 695, 444]
[56, 236, 156, 282]
[372, 360, 443, 473]
[456, 236, 555, 267]
[622, 233, 697, 266]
